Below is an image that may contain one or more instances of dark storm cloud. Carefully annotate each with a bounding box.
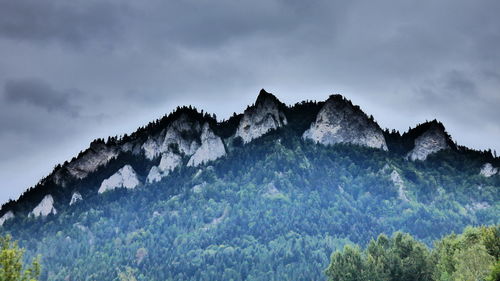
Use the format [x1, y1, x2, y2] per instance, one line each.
[0, 0, 500, 203]
[3, 78, 81, 117]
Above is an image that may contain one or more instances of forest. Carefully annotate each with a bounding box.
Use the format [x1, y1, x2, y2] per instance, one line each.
[0, 103, 498, 280]
[326, 225, 499, 281]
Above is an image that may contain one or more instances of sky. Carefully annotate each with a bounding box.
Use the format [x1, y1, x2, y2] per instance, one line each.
[0, 0, 499, 204]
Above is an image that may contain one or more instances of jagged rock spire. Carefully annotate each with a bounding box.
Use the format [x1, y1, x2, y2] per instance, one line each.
[234, 89, 287, 143]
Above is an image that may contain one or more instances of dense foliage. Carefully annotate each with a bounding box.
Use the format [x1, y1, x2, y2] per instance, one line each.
[0, 102, 498, 280]
[0, 235, 40, 281]
[326, 225, 500, 281]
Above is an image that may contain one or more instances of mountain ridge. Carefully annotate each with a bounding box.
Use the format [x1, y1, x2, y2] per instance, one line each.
[0, 89, 498, 280]
[1, 89, 498, 220]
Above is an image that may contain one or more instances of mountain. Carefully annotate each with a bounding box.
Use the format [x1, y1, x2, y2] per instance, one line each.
[0, 90, 498, 281]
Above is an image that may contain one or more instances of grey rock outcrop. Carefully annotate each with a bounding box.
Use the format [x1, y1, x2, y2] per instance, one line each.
[407, 123, 450, 161]
[0, 211, 14, 226]
[188, 123, 226, 167]
[146, 166, 162, 183]
[146, 150, 183, 183]
[98, 165, 140, 193]
[480, 163, 498, 177]
[390, 170, 409, 202]
[235, 89, 287, 144]
[142, 114, 202, 160]
[52, 142, 120, 186]
[69, 192, 83, 206]
[303, 95, 387, 150]
[31, 195, 57, 217]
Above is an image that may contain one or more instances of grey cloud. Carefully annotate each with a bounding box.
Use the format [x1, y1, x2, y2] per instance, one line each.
[416, 70, 478, 103]
[3, 78, 81, 117]
[0, 0, 122, 46]
[444, 71, 477, 97]
[0, 0, 350, 50]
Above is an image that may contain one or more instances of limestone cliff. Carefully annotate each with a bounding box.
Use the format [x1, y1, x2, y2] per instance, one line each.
[31, 195, 57, 217]
[406, 122, 450, 161]
[303, 95, 387, 150]
[188, 123, 226, 167]
[235, 89, 287, 143]
[146, 151, 183, 183]
[98, 165, 140, 193]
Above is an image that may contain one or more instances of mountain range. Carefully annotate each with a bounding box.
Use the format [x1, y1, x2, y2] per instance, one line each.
[0, 89, 498, 280]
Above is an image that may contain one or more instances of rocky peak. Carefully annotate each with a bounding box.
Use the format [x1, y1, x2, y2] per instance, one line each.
[303, 95, 388, 150]
[31, 194, 57, 217]
[255, 89, 282, 107]
[480, 163, 498, 177]
[235, 89, 287, 143]
[98, 165, 140, 193]
[187, 123, 226, 167]
[406, 121, 450, 161]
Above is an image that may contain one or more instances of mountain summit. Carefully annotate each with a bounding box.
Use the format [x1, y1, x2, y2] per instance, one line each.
[303, 94, 388, 150]
[234, 89, 288, 143]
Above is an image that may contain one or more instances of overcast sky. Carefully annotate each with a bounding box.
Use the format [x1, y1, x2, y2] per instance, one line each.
[1, 0, 499, 204]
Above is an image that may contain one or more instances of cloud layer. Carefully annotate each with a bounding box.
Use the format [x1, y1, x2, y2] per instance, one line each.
[0, 0, 499, 203]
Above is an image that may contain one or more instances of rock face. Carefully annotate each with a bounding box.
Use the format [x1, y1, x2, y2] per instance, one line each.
[69, 192, 83, 206]
[47, 112, 206, 188]
[0, 211, 14, 226]
[31, 195, 57, 217]
[142, 136, 164, 160]
[188, 123, 226, 167]
[158, 150, 183, 172]
[142, 113, 208, 183]
[390, 170, 409, 202]
[146, 151, 183, 183]
[142, 114, 202, 160]
[303, 95, 388, 150]
[480, 163, 498, 177]
[235, 89, 287, 144]
[98, 165, 140, 193]
[146, 166, 162, 183]
[53, 142, 120, 186]
[407, 123, 450, 161]
[143, 114, 227, 183]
